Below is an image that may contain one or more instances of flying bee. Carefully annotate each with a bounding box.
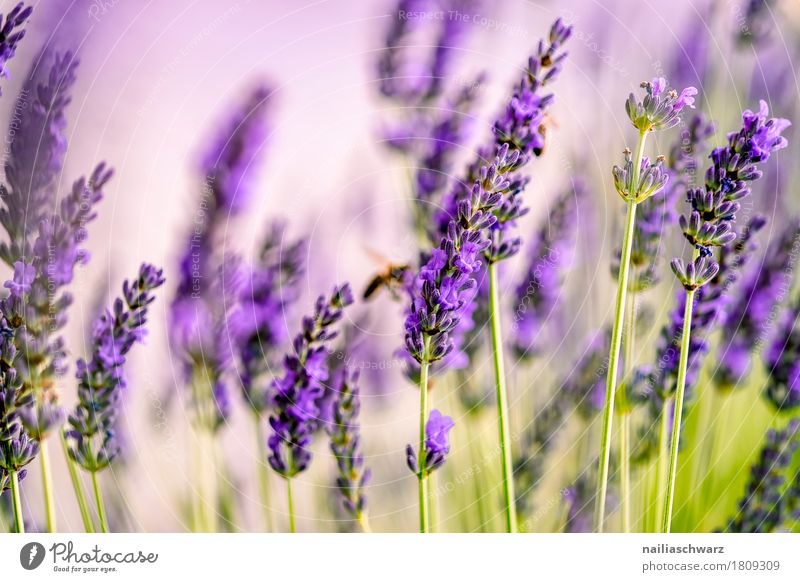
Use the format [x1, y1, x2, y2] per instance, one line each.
[534, 112, 558, 157]
[362, 249, 411, 301]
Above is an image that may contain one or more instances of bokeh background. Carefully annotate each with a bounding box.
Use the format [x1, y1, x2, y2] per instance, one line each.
[3, 0, 799, 532]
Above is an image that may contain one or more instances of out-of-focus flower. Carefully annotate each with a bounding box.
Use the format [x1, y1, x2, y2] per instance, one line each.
[718, 219, 800, 388]
[765, 297, 800, 412]
[725, 419, 799, 532]
[65, 265, 165, 472]
[736, 0, 778, 46]
[512, 181, 583, 358]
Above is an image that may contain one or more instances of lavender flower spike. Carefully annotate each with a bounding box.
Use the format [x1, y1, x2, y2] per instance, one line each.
[0, 3, 32, 89]
[66, 264, 165, 473]
[765, 297, 800, 412]
[725, 419, 799, 532]
[512, 181, 583, 358]
[327, 369, 371, 530]
[268, 283, 354, 479]
[406, 409, 454, 476]
[718, 219, 800, 388]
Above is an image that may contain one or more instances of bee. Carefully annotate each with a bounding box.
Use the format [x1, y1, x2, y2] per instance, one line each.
[362, 249, 411, 301]
[534, 112, 558, 157]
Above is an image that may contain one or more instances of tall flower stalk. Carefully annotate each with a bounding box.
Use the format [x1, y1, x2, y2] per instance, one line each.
[661, 101, 789, 532]
[267, 284, 353, 532]
[595, 77, 695, 531]
[229, 220, 305, 531]
[65, 265, 165, 532]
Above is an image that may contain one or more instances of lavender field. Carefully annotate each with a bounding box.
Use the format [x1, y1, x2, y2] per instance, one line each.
[0, 0, 798, 535]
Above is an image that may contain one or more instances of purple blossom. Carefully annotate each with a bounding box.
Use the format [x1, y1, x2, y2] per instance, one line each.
[765, 299, 800, 412]
[326, 368, 370, 520]
[625, 77, 697, 132]
[512, 181, 583, 357]
[736, 0, 778, 46]
[267, 284, 354, 477]
[229, 221, 305, 415]
[718, 219, 800, 388]
[0, 3, 31, 86]
[0, 286, 37, 493]
[673, 101, 789, 291]
[725, 419, 799, 532]
[0, 51, 79, 266]
[65, 264, 165, 472]
[406, 408, 454, 475]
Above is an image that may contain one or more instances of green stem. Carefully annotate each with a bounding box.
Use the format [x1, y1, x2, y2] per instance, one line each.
[618, 270, 638, 533]
[661, 288, 696, 533]
[38, 438, 57, 532]
[286, 477, 296, 533]
[468, 429, 489, 532]
[417, 336, 431, 533]
[357, 511, 372, 533]
[91, 470, 109, 533]
[488, 262, 517, 533]
[10, 470, 25, 533]
[595, 201, 639, 531]
[654, 397, 672, 532]
[60, 432, 95, 533]
[254, 415, 273, 532]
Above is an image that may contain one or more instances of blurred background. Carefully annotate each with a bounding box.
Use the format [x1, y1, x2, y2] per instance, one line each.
[2, 0, 799, 532]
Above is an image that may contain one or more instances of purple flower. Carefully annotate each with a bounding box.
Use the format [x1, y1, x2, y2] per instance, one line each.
[765, 299, 800, 412]
[326, 368, 370, 520]
[201, 85, 273, 213]
[0, 305, 37, 492]
[65, 264, 165, 472]
[406, 408, 454, 476]
[672, 102, 790, 292]
[267, 284, 354, 477]
[625, 78, 697, 132]
[0, 51, 79, 266]
[725, 419, 799, 532]
[736, 0, 777, 46]
[229, 221, 305, 414]
[512, 181, 583, 357]
[0, 3, 31, 85]
[718, 219, 800, 388]
[3, 261, 34, 298]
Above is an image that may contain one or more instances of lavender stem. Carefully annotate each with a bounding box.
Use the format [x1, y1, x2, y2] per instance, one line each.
[654, 397, 672, 531]
[10, 469, 24, 533]
[417, 336, 431, 533]
[662, 288, 696, 533]
[60, 432, 94, 532]
[619, 268, 638, 533]
[286, 477, 296, 533]
[488, 262, 517, 533]
[90, 468, 109, 533]
[38, 439, 56, 532]
[253, 415, 273, 532]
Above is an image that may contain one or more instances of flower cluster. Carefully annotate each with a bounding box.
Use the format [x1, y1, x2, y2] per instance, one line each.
[672, 101, 789, 292]
[512, 181, 583, 358]
[326, 368, 370, 520]
[170, 85, 273, 430]
[267, 284, 354, 477]
[0, 3, 31, 91]
[65, 264, 165, 472]
[433, 18, 572, 253]
[405, 145, 517, 365]
[764, 297, 800, 412]
[718, 219, 800, 388]
[625, 77, 697, 133]
[613, 114, 716, 290]
[229, 221, 305, 415]
[0, 51, 79, 265]
[611, 150, 668, 204]
[725, 419, 799, 532]
[0, 272, 36, 492]
[406, 409, 454, 476]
